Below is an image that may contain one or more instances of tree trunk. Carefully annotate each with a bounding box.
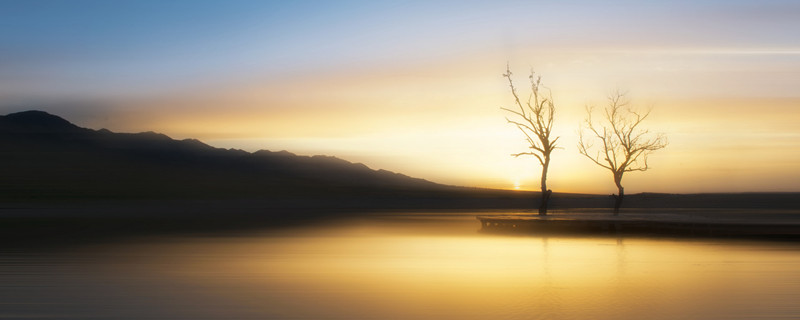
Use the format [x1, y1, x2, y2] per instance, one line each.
[613, 182, 624, 216]
[538, 157, 551, 216]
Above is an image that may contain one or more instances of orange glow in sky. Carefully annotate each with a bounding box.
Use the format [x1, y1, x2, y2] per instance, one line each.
[2, 1, 799, 193]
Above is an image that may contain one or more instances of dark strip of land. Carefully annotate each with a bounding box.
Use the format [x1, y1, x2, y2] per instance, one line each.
[478, 210, 800, 240]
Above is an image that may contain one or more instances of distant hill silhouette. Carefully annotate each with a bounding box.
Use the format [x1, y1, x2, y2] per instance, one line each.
[0, 110, 451, 202]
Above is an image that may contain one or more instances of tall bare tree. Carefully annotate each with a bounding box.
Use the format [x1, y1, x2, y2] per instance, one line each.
[502, 64, 559, 216]
[578, 91, 667, 215]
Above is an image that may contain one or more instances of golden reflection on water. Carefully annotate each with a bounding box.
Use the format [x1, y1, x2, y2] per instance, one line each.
[2, 216, 800, 319]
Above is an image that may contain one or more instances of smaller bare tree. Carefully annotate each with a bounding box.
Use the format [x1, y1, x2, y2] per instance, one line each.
[502, 64, 559, 216]
[578, 91, 667, 215]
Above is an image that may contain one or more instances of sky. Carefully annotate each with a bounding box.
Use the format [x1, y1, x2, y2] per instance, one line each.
[1, 0, 799, 194]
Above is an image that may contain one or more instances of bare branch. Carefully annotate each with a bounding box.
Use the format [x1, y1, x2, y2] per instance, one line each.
[577, 90, 668, 212]
[502, 65, 559, 168]
[512, 152, 544, 165]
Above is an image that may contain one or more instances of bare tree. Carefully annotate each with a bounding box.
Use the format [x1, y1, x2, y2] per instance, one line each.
[578, 91, 667, 215]
[502, 64, 559, 216]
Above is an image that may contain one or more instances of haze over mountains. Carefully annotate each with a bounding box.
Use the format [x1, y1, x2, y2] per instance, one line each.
[0, 110, 443, 201]
[0, 110, 798, 213]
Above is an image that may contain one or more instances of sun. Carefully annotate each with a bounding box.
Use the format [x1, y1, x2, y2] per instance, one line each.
[513, 180, 521, 190]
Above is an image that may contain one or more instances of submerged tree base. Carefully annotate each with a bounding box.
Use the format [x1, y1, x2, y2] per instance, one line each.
[539, 190, 553, 216]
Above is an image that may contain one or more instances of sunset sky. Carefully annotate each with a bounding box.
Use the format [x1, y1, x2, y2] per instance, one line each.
[1, 0, 799, 193]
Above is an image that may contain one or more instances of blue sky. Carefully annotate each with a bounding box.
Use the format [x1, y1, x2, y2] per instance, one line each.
[2, 0, 797, 98]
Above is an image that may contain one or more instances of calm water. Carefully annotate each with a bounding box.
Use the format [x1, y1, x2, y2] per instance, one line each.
[2, 214, 800, 319]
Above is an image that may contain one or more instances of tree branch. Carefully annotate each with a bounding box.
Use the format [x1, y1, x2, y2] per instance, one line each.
[502, 64, 560, 171]
[577, 90, 667, 194]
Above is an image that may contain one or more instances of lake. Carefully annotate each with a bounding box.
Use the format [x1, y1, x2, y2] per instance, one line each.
[2, 213, 799, 319]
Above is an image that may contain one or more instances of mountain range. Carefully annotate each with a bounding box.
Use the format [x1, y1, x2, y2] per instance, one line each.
[1, 110, 798, 213]
[0, 110, 451, 201]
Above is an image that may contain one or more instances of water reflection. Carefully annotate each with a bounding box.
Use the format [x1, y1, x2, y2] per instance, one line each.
[1, 215, 799, 319]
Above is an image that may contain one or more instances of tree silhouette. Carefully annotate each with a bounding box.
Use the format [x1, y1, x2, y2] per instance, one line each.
[578, 91, 667, 215]
[502, 64, 559, 216]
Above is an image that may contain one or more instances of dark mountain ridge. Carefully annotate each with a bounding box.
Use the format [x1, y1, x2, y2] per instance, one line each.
[0, 110, 440, 202]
